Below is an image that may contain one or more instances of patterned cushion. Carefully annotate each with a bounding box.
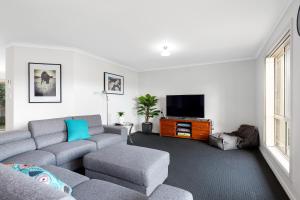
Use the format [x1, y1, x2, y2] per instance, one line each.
[4, 164, 72, 195]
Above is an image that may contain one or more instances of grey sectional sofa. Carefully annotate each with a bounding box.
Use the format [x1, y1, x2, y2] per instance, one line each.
[0, 130, 57, 165]
[0, 115, 127, 170]
[0, 114, 193, 200]
[0, 163, 192, 200]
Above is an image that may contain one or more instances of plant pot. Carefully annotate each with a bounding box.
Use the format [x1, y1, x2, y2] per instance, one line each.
[142, 122, 153, 133]
[118, 116, 125, 124]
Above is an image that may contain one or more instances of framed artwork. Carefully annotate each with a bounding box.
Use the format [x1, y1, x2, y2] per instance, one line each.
[297, 5, 300, 36]
[104, 72, 124, 95]
[28, 62, 62, 103]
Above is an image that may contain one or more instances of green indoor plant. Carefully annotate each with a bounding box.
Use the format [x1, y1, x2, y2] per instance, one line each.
[137, 94, 160, 133]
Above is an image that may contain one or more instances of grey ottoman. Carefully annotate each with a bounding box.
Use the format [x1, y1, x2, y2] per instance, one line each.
[83, 144, 170, 196]
[150, 184, 193, 200]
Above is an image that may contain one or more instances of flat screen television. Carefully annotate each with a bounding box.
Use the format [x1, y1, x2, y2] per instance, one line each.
[166, 95, 205, 118]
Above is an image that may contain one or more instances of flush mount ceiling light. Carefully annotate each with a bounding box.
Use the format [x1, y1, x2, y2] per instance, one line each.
[161, 45, 171, 56]
[155, 40, 177, 57]
[160, 41, 171, 56]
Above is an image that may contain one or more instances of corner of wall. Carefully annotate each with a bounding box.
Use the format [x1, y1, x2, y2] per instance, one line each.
[5, 46, 14, 130]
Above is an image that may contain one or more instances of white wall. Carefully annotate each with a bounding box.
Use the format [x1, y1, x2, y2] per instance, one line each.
[6, 45, 257, 134]
[0, 47, 5, 79]
[72, 52, 139, 127]
[5, 45, 139, 131]
[256, 0, 300, 199]
[5, 47, 13, 130]
[138, 60, 257, 133]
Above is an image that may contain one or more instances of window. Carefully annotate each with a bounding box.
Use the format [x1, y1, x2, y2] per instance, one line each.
[265, 33, 291, 160]
[0, 80, 5, 130]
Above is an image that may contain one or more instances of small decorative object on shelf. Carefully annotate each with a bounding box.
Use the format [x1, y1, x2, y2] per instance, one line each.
[117, 112, 125, 124]
[160, 111, 166, 119]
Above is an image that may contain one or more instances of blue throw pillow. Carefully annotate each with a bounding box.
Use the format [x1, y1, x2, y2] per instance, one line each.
[5, 164, 72, 194]
[65, 119, 90, 142]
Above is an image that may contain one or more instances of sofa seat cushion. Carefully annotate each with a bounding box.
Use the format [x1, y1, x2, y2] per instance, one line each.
[72, 179, 146, 200]
[42, 165, 89, 188]
[3, 150, 56, 165]
[42, 140, 97, 165]
[88, 133, 124, 149]
[83, 144, 170, 187]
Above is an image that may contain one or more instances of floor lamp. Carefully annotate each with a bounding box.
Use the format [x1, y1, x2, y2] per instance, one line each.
[94, 90, 109, 126]
[103, 90, 109, 125]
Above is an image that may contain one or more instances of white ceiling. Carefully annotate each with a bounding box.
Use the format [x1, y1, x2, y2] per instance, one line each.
[0, 0, 292, 71]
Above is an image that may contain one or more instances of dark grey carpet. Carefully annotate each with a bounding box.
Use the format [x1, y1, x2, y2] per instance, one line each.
[129, 133, 289, 200]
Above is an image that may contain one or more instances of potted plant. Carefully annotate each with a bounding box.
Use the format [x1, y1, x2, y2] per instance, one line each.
[117, 112, 125, 124]
[137, 94, 160, 133]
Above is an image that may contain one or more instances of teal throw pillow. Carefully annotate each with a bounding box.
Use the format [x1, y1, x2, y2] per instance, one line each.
[65, 119, 90, 142]
[5, 164, 72, 194]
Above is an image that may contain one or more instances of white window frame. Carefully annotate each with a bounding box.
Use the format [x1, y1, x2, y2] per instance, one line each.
[265, 31, 292, 173]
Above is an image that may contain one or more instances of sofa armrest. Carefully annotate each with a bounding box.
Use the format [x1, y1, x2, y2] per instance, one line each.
[103, 125, 128, 140]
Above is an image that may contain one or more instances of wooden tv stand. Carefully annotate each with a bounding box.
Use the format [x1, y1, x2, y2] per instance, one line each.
[160, 118, 212, 141]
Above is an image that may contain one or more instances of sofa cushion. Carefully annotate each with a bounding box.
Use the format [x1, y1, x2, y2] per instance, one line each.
[72, 179, 146, 200]
[42, 140, 97, 165]
[42, 165, 89, 188]
[5, 164, 72, 195]
[0, 130, 36, 162]
[73, 115, 104, 135]
[28, 117, 71, 149]
[83, 144, 170, 187]
[88, 133, 124, 149]
[0, 164, 75, 200]
[3, 150, 56, 165]
[65, 119, 90, 142]
[0, 130, 32, 145]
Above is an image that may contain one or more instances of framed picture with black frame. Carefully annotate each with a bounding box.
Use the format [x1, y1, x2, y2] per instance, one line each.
[104, 72, 124, 95]
[28, 62, 62, 103]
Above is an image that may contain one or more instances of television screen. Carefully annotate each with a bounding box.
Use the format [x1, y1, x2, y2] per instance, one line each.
[166, 95, 205, 118]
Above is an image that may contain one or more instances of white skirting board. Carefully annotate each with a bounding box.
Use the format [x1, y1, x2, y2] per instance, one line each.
[259, 146, 298, 200]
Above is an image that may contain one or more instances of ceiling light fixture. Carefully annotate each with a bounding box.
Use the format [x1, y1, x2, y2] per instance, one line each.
[161, 45, 171, 57]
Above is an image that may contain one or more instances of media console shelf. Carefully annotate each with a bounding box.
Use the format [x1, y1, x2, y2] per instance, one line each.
[160, 118, 212, 140]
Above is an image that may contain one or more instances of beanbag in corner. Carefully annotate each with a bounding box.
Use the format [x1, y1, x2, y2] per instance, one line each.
[209, 133, 239, 150]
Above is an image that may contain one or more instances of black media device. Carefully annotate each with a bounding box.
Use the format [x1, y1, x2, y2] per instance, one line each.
[166, 95, 205, 118]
